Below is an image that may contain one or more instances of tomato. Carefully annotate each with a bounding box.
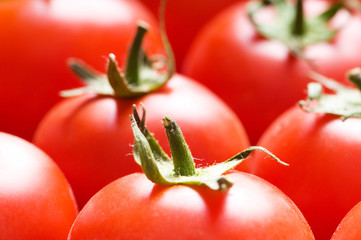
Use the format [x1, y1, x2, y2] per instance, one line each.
[331, 201, 361, 240]
[138, 0, 241, 69]
[0, 0, 162, 141]
[66, 107, 312, 239]
[243, 105, 361, 240]
[0, 132, 77, 240]
[67, 171, 314, 240]
[33, 72, 249, 208]
[182, 0, 361, 143]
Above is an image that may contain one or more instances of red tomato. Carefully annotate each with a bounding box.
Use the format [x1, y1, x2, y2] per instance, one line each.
[67, 171, 315, 240]
[0, 0, 162, 141]
[0, 132, 77, 240]
[244, 106, 361, 240]
[331, 201, 361, 240]
[182, 0, 361, 143]
[138, 0, 241, 69]
[33, 74, 250, 208]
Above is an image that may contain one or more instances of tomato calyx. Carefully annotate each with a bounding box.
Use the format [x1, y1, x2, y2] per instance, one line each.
[248, 0, 343, 59]
[299, 68, 361, 119]
[61, 0, 174, 98]
[130, 105, 287, 191]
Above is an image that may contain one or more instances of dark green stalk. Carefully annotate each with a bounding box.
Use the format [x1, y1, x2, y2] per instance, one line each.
[292, 0, 304, 37]
[125, 21, 148, 86]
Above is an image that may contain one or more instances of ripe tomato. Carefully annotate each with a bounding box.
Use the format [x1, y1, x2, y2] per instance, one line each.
[67, 106, 310, 239]
[331, 201, 361, 240]
[0, 132, 77, 240]
[67, 172, 315, 240]
[182, 0, 361, 143]
[244, 105, 361, 240]
[33, 73, 249, 208]
[138, 0, 240, 69]
[0, 0, 162, 141]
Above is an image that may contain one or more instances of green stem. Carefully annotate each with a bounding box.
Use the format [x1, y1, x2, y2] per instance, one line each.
[125, 21, 149, 86]
[159, 0, 175, 76]
[162, 117, 196, 176]
[292, 0, 304, 36]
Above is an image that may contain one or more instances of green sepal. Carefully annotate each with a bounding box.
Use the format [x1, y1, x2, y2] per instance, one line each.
[299, 68, 361, 120]
[132, 104, 171, 165]
[247, 0, 343, 56]
[130, 106, 287, 192]
[60, 59, 113, 97]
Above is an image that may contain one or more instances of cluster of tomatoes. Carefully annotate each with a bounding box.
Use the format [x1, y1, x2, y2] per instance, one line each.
[2, 0, 361, 239]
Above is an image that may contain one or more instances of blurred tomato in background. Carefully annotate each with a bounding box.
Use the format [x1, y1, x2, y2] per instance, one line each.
[0, 0, 163, 141]
[138, 0, 241, 69]
[0, 132, 77, 240]
[182, 0, 361, 144]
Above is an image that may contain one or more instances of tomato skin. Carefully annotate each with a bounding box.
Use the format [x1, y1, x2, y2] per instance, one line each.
[331, 201, 361, 240]
[0, 0, 162, 141]
[244, 106, 361, 240]
[33, 74, 250, 208]
[68, 171, 314, 240]
[0, 132, 77, 240]
[138, 0, 241, 69]
[182, 1, 361, 144]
